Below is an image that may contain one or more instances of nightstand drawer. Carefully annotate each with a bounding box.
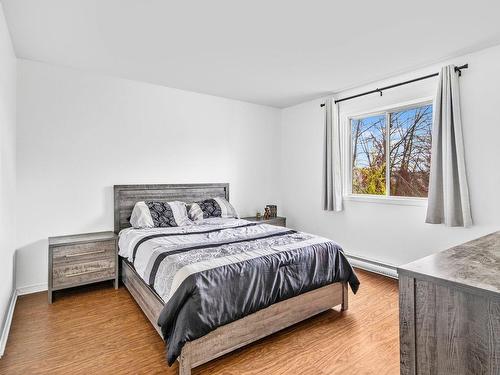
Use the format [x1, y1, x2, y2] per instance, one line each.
[264, 217, 286, 227]
[52, 240, 115, 265]
[52, 258, 116, 289]
[242, 216, 286, 227]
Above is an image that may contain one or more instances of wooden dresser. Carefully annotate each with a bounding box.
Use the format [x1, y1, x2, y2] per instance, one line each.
[241, 216, 286, 227]
[48, 231, 118, 303]
[398, 231, 500, 375]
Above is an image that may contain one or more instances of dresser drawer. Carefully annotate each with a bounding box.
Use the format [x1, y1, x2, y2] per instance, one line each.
[52, 258, 116, 289]
[52, 240, 115, 265]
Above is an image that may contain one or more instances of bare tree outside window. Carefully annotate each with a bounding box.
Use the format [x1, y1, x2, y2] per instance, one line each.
[389, 105, 432, 197]
[352, 114, 386, 195]
[351, 103, 432, 198]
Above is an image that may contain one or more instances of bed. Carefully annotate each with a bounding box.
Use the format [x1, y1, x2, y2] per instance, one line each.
[114, 183, 359, 375]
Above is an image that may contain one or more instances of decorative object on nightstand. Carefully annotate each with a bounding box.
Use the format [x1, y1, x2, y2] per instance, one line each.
[266, 205, 277, 218]
[48, 231, 118, 304]
[242, 215, 286, 227]
[263, 207, 271, 220]
[255, 212, 261, 219]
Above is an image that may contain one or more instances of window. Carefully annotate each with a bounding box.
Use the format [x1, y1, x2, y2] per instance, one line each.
[350, 102, 432, 198]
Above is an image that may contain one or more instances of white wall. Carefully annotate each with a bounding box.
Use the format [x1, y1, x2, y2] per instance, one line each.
[16, 60, 281, 290]
[280, 44, 500, 267]
[14, 43, 500, 289]
[0, 3, 17, 347]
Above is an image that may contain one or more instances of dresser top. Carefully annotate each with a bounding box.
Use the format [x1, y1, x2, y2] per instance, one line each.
[49, 231, 117, 246]
[398, 231, 500, 297]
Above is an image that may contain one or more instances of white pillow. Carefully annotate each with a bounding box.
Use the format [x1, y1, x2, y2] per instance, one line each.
[130, 201, 191, 228]
[130, 201, 154, 228]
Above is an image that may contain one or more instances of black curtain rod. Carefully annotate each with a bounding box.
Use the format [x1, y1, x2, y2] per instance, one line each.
[320, 63, 468, 107]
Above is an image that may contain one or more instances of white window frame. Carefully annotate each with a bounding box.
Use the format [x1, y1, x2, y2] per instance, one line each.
[342, 97, 433, 207]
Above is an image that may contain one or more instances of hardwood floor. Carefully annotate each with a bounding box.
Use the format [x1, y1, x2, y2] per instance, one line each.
[0, 269, 399, 374]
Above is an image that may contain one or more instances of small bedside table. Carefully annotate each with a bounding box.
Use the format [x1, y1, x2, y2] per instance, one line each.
[48, 231, 118, 303]
[242, 216, 286, 227]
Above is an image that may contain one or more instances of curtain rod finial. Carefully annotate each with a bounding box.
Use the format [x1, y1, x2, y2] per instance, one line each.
[454, 63, 469, 76]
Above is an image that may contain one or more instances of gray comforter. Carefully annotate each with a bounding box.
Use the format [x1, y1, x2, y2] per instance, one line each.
[118, 218, 359, 365]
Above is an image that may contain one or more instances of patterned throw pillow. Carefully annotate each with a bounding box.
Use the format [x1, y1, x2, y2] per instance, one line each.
[146, 202, 178, 227]
[188, 197, 239, 221]
[130, 201, 191, 228]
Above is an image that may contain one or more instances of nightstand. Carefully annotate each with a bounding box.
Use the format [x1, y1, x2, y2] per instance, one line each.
[242, 216, 286, 227]
[48, 231, 118, 303]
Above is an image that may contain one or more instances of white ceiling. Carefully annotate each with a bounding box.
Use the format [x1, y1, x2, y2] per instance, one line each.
[3, 0, 500, 107]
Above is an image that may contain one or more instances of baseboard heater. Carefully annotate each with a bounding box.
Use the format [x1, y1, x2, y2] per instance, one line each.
[345, 253, 398, 279]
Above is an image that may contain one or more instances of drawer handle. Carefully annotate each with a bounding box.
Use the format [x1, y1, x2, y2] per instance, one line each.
[65, 250, 106, 258]
[65, 266, 114, 277]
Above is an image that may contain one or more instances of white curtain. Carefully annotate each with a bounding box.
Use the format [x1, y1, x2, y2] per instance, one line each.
[426, 65, 472, 227]
[323, 97, 343, 211]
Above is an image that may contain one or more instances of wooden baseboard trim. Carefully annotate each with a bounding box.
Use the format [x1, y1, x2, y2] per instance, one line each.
[0, 290, 17, 358]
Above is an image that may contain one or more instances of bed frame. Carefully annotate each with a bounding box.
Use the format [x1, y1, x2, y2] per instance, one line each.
[114, 183, 348, 375]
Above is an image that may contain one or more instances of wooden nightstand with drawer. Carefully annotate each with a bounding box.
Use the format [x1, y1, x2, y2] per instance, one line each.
[242, 216, 286, 227]
[48, 231, 118, 303]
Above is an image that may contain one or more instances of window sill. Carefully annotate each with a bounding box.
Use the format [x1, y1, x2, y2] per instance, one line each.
[344, 194, 428, 207]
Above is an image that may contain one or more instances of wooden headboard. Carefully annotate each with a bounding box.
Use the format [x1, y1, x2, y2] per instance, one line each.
[113, 183, 229, 233]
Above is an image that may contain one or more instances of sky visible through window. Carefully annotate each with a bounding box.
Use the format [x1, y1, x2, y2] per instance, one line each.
[351, 104, 432, 197]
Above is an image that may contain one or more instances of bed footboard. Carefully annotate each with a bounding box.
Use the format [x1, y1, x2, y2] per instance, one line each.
[178, 281, 347, 375]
